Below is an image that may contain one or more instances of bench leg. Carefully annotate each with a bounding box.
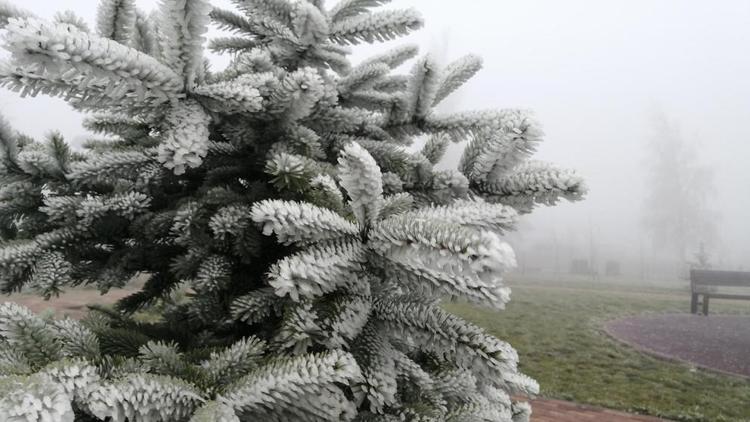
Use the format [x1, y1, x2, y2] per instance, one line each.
[691, 293, 698, 314]
[702, 296, 710, 316]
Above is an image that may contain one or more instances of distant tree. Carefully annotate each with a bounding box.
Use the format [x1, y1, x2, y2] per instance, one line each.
[690, 242, 712, 270]
[642, 113, 717, 272]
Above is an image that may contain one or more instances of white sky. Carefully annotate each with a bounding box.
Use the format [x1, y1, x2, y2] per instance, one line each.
[2, 0, 749, 270]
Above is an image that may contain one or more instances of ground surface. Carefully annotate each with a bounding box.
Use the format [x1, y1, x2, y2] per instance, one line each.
[2, 288, 133, 319]
[606, 314, 750, 378]
[3, 280, 750, 421]
[447, 278, 750, 422]
[530, 398, 669, 421]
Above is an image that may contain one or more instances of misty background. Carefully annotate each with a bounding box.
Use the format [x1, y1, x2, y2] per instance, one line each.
[2, 0, 749, 283]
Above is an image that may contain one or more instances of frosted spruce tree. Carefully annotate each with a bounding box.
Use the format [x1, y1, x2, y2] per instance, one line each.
[0, 1, 585, 421]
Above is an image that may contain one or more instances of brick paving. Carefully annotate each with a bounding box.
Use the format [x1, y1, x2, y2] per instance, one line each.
[1, 288, 133, 319]
[531, 398, 669, 422]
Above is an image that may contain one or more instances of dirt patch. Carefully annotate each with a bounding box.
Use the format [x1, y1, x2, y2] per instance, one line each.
[0, 288, 134, 319]
[605, 314, 750, 378]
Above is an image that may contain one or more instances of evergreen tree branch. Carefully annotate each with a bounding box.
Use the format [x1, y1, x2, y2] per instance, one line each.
[251, 199, 359, 245]
[221, 350, 361, 420]
[433, 54, 483, 106]
[329, 0, 392, 23]
[481, 161, 587, 213]
[97, 0, 137, 44]
[1, 18, 183, 107]
[0, 0, 33, 28]
[330, 9, 423, 45]
[157, 0, 212, 89]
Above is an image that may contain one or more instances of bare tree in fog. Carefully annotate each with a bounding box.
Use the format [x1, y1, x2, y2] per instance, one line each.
[642, 113, 718, 276]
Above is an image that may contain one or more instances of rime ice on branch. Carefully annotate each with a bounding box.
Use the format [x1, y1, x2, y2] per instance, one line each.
[0, 0, 585, 421]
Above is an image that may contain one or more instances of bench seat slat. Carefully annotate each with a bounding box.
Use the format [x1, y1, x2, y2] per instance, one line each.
[702, 293, 750, 300]
[690, 269, 750, 287]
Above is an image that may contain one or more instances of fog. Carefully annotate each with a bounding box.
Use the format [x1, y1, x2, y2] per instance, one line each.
[3, 0, 749, 282]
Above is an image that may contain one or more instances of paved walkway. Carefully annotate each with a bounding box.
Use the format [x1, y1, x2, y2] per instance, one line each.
[606, 314, 750, 377]
[0, 288, 133, 319]
[532, 398, 668, 421]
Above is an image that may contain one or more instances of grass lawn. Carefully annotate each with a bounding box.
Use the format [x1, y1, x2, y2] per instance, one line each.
[446, 278, 750, 422]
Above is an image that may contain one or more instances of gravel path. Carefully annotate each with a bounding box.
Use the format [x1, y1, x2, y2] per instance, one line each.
[605, 314, 750, 377]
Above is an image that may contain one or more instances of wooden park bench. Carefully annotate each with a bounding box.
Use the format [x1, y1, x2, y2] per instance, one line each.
[690, 269, 750, 315]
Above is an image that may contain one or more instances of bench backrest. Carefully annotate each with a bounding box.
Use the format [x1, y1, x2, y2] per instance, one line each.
[690, 269, 750, 290]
